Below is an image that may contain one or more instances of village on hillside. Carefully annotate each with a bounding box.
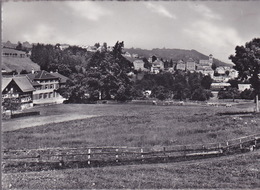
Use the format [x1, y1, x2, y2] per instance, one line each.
[1, 41, 253, 114]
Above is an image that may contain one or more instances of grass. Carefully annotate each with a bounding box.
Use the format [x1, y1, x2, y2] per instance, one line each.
[2, 151, 260, 189]
[3, 103, 259, 150]
[2, 102, 260, 189]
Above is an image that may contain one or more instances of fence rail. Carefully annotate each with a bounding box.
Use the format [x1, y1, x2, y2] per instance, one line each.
[3, 134, 260, 173]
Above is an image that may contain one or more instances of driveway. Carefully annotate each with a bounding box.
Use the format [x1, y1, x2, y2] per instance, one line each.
[2, 114, 99, 132]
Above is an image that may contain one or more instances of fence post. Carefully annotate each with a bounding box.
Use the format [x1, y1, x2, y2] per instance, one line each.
[88, 149, 91, 165]
[116, 149, 119, 162]
[226, 141, 229, 152]
[141, 148, 144, 162]
[255, 137, 257, 147]
[163, 147, 166, 161]
[240, 139, 243, 150]
[218, 143, 223, 155]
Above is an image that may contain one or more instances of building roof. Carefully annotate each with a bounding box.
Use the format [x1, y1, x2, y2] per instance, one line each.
[2, 77, 35, 92]
[187, 58, 194, 62]
[2, 78, 12, 92]
[51, 72, 69, 83]
[34, 70, 59, 80]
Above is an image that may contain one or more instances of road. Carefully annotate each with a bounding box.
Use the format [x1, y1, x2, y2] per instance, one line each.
[2, 114, 99, 132]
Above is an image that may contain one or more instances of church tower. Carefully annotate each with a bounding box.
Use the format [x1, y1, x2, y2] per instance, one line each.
[209, 54, 213, 65]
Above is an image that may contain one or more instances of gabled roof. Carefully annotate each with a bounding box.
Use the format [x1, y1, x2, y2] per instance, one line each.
[34, 70, 59, 80]
[2, 78, 12, 92]
[2, 77, 35, 92]
[187, 58, 194, 62]
[50, 72, 69, 83]
[13, 77, 35, 92]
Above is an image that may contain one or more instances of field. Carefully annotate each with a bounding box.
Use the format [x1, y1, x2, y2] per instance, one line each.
[2, 101, 260, 189]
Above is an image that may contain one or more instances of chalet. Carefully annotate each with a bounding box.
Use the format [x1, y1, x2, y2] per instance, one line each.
[26, 70, 68, 105]
[2, 76, 34, 110]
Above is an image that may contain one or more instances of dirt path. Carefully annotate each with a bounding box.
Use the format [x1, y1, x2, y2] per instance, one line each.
[2, 114, 99, 132]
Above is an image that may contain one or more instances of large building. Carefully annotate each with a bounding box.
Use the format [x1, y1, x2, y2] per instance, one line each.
[186, 58, 196, 71]
[26, 70, 68, 105]
[199, 54, 213, 68]
[176, 60, 186, 71]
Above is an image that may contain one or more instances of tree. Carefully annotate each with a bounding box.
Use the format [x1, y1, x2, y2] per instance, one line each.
[143, 57, 151, 69]
[190, 87, 212, 101]
[2, 98, 20, 116]
[94, 43, 100, 49]
[201, 75, 213, 89]
[218, 87, 240, 101]
[211, 63, 217, 71]
[59, 41, 134, 103]
[229, 38, 260, 112]
[16, 41, 23, 51]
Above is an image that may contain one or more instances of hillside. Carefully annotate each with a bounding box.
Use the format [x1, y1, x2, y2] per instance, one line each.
[124, 48, 232, 67]
[2, 56, 40, 73]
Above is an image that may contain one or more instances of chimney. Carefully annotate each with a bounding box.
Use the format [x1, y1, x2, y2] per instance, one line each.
[32, 68, 35, 74]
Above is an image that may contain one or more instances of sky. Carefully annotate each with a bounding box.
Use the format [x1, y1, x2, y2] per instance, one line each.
[2, 1, 260, 63]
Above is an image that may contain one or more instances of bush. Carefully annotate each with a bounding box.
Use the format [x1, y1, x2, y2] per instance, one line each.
[240, 89, 255, 100]
[191, 88, 213, 101]
[218, 87, 240, 100]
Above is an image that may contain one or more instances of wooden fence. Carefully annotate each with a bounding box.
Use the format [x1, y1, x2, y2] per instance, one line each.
[2, 134, 260, 172]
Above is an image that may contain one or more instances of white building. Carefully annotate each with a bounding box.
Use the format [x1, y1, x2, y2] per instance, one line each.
[238, 84, 251, 91]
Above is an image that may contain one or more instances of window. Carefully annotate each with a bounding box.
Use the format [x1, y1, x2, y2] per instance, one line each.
[44, 93, 48, 99]
[39, 94, 43, 99]
[50, 84, 54, 89]
[45, 85, 48, 89]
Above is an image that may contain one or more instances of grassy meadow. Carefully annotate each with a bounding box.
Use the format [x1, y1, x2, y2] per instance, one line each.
[2, 102, 260, 189]
[3, 102, 259, 150]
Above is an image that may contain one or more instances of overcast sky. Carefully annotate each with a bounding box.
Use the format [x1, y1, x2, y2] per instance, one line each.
[2, 1, 260, 63]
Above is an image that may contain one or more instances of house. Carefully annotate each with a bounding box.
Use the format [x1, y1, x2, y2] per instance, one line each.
[238, 84, 251, 91]
[26, 70, 68, 105]
[133, 60, 145, 71]
[59, 44, 70, 50]
[202, 67, 214, 78]
[211, 82, 231, 91]
[2, 76, 34, 110]
[186, 58, 196, 71]
[229, 69, 239, 79]
[176, 60, 186, 71]
[215, 67, 226, 75]
[151, 59, 164, 74]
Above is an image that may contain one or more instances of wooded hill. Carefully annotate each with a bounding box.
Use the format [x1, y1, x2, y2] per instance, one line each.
[124, 48, 232, 67]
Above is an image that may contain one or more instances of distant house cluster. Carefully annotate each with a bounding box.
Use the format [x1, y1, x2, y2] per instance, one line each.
[128, 52, 239, 82]
[2, 48, 30, 58]
[2, 70, 68, 111]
